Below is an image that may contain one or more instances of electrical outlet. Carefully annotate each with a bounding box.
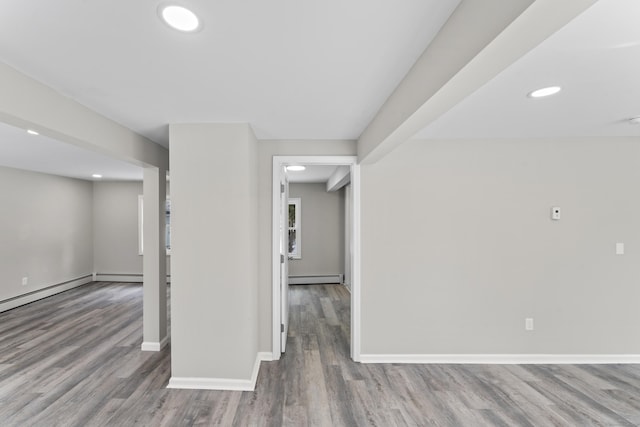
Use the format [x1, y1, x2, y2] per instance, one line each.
[525, 318, 534, 331]
[21, 277, 28, 286]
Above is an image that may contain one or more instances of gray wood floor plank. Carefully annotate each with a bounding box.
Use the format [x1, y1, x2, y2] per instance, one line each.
[1, 282, 640, 426]
[524, 366, 636, 426]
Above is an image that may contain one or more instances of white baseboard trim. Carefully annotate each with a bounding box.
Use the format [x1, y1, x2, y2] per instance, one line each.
[359, 354, 640, 364]
[0, 274, 93, 313]
[167, 352, 273, 391]
[289, 274, 343, 285]
[95, 273, 171, 283]
[252, 352, 273, 386]
[141, 335, 169, 352]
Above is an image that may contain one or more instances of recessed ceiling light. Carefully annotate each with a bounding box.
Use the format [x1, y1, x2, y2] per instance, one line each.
[629, 117, 640, 125]
[160, 5, 200, 32]
[27, 129, 39, 135]
[286, 166, 306, 172]
[528, 86, 562, 98]
[92, 174, 103, 179]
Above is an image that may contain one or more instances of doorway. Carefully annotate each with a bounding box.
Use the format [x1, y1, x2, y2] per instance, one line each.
[272, 156, 361, 362]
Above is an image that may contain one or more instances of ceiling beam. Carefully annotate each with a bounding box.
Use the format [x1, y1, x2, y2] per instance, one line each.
[357, 0, 597, 164]
[326, 166, 351, 192]
[0, 62, 168, 170]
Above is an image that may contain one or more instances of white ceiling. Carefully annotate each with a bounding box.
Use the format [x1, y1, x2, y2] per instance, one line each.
[415, 0, 640, 140]
[0, 1, 638, 181]
[0, 0, 460, 147]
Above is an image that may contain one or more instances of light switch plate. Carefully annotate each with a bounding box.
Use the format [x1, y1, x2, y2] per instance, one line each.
[616, 242, 624, 255]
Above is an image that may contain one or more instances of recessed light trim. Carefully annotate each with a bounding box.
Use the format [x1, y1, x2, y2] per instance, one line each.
[629, 117, 640, 125]
[286, 165, 306, 172]
[27, 129, 39, 135]
[92, 174, 103, 179]
[160, 5, 201, 32]
[528, 86, 562, 98]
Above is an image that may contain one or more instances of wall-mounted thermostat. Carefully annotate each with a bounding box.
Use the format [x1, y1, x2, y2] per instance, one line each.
[551, 207, 561, 220]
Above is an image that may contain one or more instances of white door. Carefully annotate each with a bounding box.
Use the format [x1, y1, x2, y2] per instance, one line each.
[279, 168, 290, 352]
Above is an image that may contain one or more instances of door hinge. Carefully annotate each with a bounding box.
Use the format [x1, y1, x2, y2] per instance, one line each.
[281, 323, 285, 333]
[280, 254, 285, 263]
[280, 183, 285, 193]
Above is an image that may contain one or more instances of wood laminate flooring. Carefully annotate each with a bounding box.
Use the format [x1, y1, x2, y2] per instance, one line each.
[1, 282, 640, 426]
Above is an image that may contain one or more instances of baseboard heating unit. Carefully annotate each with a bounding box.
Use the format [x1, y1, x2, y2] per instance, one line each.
[288, 274, 343, 285]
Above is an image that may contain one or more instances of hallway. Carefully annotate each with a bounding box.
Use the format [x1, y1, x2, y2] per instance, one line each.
[263, 284, 355, 425]
[1, 283, 640, 425]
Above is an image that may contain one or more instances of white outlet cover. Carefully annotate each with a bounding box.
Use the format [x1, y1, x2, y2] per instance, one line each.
[616, 242, 624, 255]
[525, 318, 534, 331]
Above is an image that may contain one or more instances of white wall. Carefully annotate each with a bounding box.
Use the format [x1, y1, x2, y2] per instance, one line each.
[0, 166, 93, 302]
[93, 181, 170, 279]
[288, 183, 345, 277]
[170, 123, 259, 383]
[361, 137, 640, 356]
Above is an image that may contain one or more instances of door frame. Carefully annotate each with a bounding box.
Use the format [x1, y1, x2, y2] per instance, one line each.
[278, 167, 289, 352]
[271, 155, 361, 361]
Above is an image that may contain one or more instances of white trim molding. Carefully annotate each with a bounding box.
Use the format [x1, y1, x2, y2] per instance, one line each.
[359, 354, 640, 364]
[272, 156, 361, 362]
[0, 274, 93, 313]
[141, 335, 169, 352]
[167, 352, 273, 391]
[350, 162, 361, 362]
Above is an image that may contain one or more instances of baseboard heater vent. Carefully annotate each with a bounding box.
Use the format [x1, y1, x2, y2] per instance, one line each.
[94, 274, 171, 283]
[0, 274, 92, 313]
[289, 274, 343, 285]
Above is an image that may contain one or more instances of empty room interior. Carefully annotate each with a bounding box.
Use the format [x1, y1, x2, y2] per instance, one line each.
[2, 0, 640, 425]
